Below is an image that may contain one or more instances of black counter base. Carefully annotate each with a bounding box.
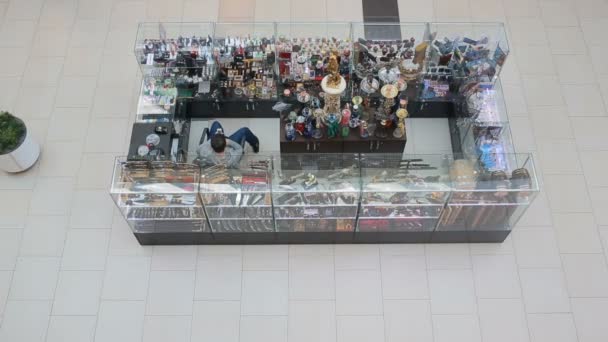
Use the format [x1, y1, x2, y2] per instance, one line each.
[134, 230, 511, 245]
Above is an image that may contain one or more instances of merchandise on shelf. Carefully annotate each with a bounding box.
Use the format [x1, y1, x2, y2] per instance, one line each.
[110, 159, 208, 233]
[199, 156, 274, 233]
[273, 154, 360, 232]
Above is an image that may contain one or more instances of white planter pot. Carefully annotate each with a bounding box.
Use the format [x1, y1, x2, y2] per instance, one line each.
[0, 131, 40, 173]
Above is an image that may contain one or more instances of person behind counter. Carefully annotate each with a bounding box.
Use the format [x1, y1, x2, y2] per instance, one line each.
[197, 121, 260, 168]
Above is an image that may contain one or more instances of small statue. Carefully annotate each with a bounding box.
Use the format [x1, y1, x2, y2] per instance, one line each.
[326, 49, 341, 88]
[285, 123, 296, 141]
[359, 120, 369, 138]
[295, 116, 306, 135]
[326, 113, 340, 138]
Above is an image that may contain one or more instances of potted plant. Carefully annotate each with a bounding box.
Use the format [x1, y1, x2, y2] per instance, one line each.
[0, 111, 40, 173]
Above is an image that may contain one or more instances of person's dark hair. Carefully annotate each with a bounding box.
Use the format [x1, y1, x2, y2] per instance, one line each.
[210, 134, 226, 153]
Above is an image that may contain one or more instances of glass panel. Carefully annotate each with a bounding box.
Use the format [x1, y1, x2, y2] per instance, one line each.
[211, 23, 278, 101]
[110, 157, 208, 233]
[135, 22, 216, 72]
[359, 154, 452, 232]
[272, 153, 360, 232]
[436, 153, 539, 231]
[351, 22, 428, 100]
[198, 154, 274, 233]
[275, 22, 353, 98]
[427, 22, 510, 87]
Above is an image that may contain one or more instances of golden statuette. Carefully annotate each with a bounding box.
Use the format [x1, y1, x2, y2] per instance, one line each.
[326, 49, 341, 88]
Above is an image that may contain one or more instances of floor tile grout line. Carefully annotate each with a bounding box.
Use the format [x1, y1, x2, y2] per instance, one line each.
[466, 244, 484, 341]
[4, 0, 64, 340]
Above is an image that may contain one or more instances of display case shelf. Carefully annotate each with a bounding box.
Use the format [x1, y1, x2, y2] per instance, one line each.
[110, 158, 209, 233]
[199, 155, 274, 233]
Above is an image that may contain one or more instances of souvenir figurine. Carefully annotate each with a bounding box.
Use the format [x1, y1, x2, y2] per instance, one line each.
[359, 120, 369, 138]
[304, 119, 314, 138]
[381, 84, 399, 115]
[375, 118, 389, 138]
[326, 113, 340, 138]
[295, 116, 306, 135]
[302, 173, 318, 190]
[285, 123, 296, 141]
[287, 111, 298, 123]
[393, 109, 407, 138]
[341, 105, 351, 126]
[360, 75, 379, 95]
[393, 99, 408, 138]
[321, 49, 347, 115]
[312, 108, 325, 139]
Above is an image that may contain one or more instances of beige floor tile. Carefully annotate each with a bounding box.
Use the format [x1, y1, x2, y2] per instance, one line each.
[514, 44, 556, 75]
[30, 28, 71, 57]
[69, 20, 109, 48]
[540, 0, 579, 27]
[580, 17, 608, 46]
[507, 18, 548, 46]
[22, 57, 64, 87]
[546, 26, 587, 54]
[62, 47, 103, 76]
[554, 212, 603, 253]
[29, 177, 74, 216]
[146, 0, 184, 21]
[563, 84, 607, 116]
[554, 55, 596, 84]
[38, 0, 77, 28]
[55, 76, 97, 108]
[38, 141, 83, 177]
[0, 20, 36, 48]
[110, 1, 147, 29]
[5, 0, 45, 20]
[0, 76, 21, 111]
[14, 86, 57, 119]
[0, 47, 30, 77]
[77, 0, 112, 22]
[46, 107, 90, 142]
[522, 76, 564, 106]
[255, 0, 290, 21]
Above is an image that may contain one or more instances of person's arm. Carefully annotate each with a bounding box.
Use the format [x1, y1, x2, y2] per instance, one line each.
[225, 139, 243, 168]
[196, 141, 214, 166]
[226, 139, 243, 155]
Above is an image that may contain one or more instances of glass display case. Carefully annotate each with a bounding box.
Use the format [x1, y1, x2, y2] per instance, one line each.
[351, 23, 428, 99]
[198, 155, 274, 234]
[436, 154, 539, 239]
[134, 23, 217, 122]
[212, 23, 277, 102]
[275, 22, 353, 99]
[359, 154, 452, 234]
[134, 22, 216, 75]
[272, 154, 360, 234]
[456, 80, 514, 161]
[426, 22, 509, 96]
[110, 152, 539, 244]
[136, 75, 178, 122]
[110, 158, 208, 234]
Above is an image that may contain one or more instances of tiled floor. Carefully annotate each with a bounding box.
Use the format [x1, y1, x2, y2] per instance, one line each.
[0, 0, 608, 342]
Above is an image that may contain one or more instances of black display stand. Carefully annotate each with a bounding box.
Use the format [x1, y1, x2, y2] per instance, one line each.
[133, 230, 511, 245]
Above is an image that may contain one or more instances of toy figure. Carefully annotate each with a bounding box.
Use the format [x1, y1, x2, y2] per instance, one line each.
[393, 99, 408, 138]
[341, 105, 351, 126]
[326, 49, 342, 88]
[359, 120, 369, 138]
[326, 113, 340, 138]
[304, 119, 314, 138]
[285, 123, 296, 141]
[295, 116, 306, 135]
[312, 108, 325, 139]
